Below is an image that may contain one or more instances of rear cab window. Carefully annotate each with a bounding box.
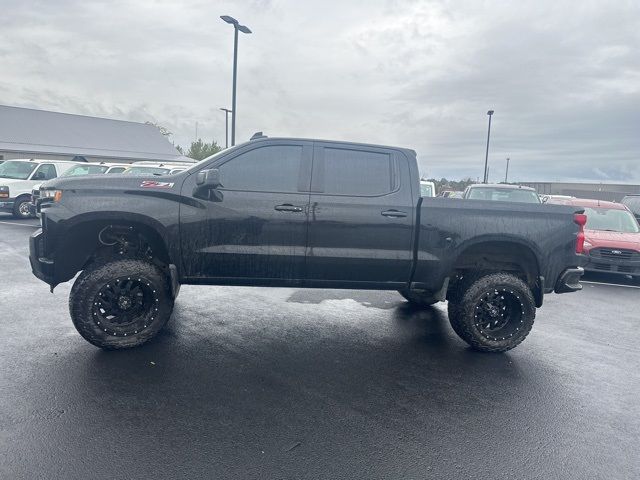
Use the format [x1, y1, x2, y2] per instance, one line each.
[314, 146, 396, 196]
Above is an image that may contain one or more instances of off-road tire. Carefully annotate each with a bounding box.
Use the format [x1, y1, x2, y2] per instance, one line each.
[69, 259, 174, 349]
[447, 272, 535, 353]
[398, 289, 439, 307]
[12, 196, 32, 219]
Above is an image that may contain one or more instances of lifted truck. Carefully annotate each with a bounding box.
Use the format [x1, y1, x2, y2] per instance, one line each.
[30, 136, 585, 352]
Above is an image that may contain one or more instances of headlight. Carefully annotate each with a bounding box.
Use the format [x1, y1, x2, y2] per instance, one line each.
[40, 189, 63, 202]
[0, 186, 8, 199]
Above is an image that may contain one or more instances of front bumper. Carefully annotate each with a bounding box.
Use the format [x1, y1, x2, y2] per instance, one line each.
[29, 229, 55, 286]
[0, 198, 15, 212]
[584, 256, 640, 276]
[555, 267, 584, 293]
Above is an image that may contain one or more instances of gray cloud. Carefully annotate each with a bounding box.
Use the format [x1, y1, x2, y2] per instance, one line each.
[0, 0, 638, 182]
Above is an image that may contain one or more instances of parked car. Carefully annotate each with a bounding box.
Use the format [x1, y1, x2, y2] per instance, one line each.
[123, 162, 190, 176]
[437, 190, 462, 198]
[464, 184, 541, 204]
[547, 198, 640, 280]
[0, 159, 83, 218]
[30, 135, 585, 353]
[621, 195, 640, 222]
[419, 180, 436, 197]
[30, 162, 130, 216]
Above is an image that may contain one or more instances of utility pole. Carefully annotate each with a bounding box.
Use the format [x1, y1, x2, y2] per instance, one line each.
[505, 157, 510, 183]
[483, 110, 494, 183]
[195, 121, 198, 142]
[219, 108, 232, 148]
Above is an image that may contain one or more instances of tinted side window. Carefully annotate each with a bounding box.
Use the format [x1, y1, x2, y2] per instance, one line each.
[220, 145, 302, 192]
[34, 164, 57, 180]
[322, 148, 393, 196]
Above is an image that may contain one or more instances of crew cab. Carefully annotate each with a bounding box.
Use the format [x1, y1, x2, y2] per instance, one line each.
[30, 136, 585, 352]
[547, 198, 640, 280]
[0, 159, 83, 218]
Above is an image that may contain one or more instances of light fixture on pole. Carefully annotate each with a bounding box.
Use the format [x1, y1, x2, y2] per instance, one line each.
[483, 110, 494, 183]
[219, 108, 232, 148]
[220, 15, 252, 146]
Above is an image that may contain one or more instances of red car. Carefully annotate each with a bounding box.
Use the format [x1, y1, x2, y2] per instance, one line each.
[547, 198, 640, 279]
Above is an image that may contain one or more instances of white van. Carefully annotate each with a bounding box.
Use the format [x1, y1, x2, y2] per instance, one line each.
[0, 159, 83, 218]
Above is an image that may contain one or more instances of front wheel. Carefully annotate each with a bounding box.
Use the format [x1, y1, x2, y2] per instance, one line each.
[12, 197, 33, 219]
[447, 273, 536, 353]
[69, 259, 174, 349]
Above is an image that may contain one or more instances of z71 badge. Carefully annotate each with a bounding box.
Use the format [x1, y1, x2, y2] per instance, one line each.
[140, 180, 174, 188]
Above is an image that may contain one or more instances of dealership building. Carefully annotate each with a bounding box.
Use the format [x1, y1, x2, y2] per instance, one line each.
[0, 105, 187, 164]
[522, 182, 640, 202]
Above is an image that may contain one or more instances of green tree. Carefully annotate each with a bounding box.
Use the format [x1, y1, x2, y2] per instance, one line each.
[186, 139, 222, 161]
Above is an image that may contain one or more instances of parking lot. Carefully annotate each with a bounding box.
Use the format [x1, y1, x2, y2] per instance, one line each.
[1, 214, 638, 479]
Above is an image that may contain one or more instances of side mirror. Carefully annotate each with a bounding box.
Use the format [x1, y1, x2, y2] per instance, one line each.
[196, 168, 222, 188]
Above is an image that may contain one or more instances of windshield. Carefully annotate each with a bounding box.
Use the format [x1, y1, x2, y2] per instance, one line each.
[0, 161, 38, 180]
[62, 165, 109, 176]
[123, 166, 172, 176]
[583, 207, 639, 233]
[467, 187, 541, 204]
[420, 184, 434, 197]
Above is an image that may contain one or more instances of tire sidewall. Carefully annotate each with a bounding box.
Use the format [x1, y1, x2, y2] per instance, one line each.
[70, 259, 173, 349]
[13, 197, 32, 219]
[452, 273, 536, 352]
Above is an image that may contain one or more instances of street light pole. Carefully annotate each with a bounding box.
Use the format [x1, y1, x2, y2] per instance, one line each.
[483, 110, 494, 183]
[219, 108, 232, 148]
[505, 157, 510, 183]
[220, 15, 251, 147]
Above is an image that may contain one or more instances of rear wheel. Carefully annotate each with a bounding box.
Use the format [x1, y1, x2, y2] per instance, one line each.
[398, 289, 439, 307]
[447, 273, 535, 352]
[12, 196, 32, 219]
[69, 258, 174, 349]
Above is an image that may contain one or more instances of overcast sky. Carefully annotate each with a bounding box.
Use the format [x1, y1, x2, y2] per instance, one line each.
[1, 0, 638, 182]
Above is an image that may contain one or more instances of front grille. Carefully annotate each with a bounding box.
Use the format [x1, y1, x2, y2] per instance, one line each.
[619, 265, 637, 273]
[590, 248, 639, 261]
[592, 263, 611, 271]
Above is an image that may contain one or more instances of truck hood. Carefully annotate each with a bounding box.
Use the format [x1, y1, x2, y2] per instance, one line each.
[585, 229, 640, 250]
[42, 173, 185, 191]
[0, 178, 36, 188]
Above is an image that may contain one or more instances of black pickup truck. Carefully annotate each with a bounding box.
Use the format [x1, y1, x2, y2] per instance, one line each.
[29, 136, 585, 352]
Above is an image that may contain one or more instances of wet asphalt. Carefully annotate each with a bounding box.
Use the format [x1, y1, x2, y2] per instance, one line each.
[0, 214, 638, 479]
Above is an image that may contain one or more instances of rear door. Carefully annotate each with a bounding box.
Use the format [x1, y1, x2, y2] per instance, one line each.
[180, 140, 313, 283]
[305, 143, 415, 287]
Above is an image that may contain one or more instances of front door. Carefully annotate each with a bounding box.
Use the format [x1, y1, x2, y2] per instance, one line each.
[305, 143, 415, 287]
[180, 141, 312, 283]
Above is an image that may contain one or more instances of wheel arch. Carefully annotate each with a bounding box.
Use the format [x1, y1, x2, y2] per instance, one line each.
[54, 212, 176, 284]
[448, 237, 543, 305]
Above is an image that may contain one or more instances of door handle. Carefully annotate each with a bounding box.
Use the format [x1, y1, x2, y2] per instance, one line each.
[381, 209, 408, 218]
[274, 204, 304, 212]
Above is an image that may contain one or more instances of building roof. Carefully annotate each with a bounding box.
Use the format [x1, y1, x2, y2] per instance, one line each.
[0, 105, 183, 162]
